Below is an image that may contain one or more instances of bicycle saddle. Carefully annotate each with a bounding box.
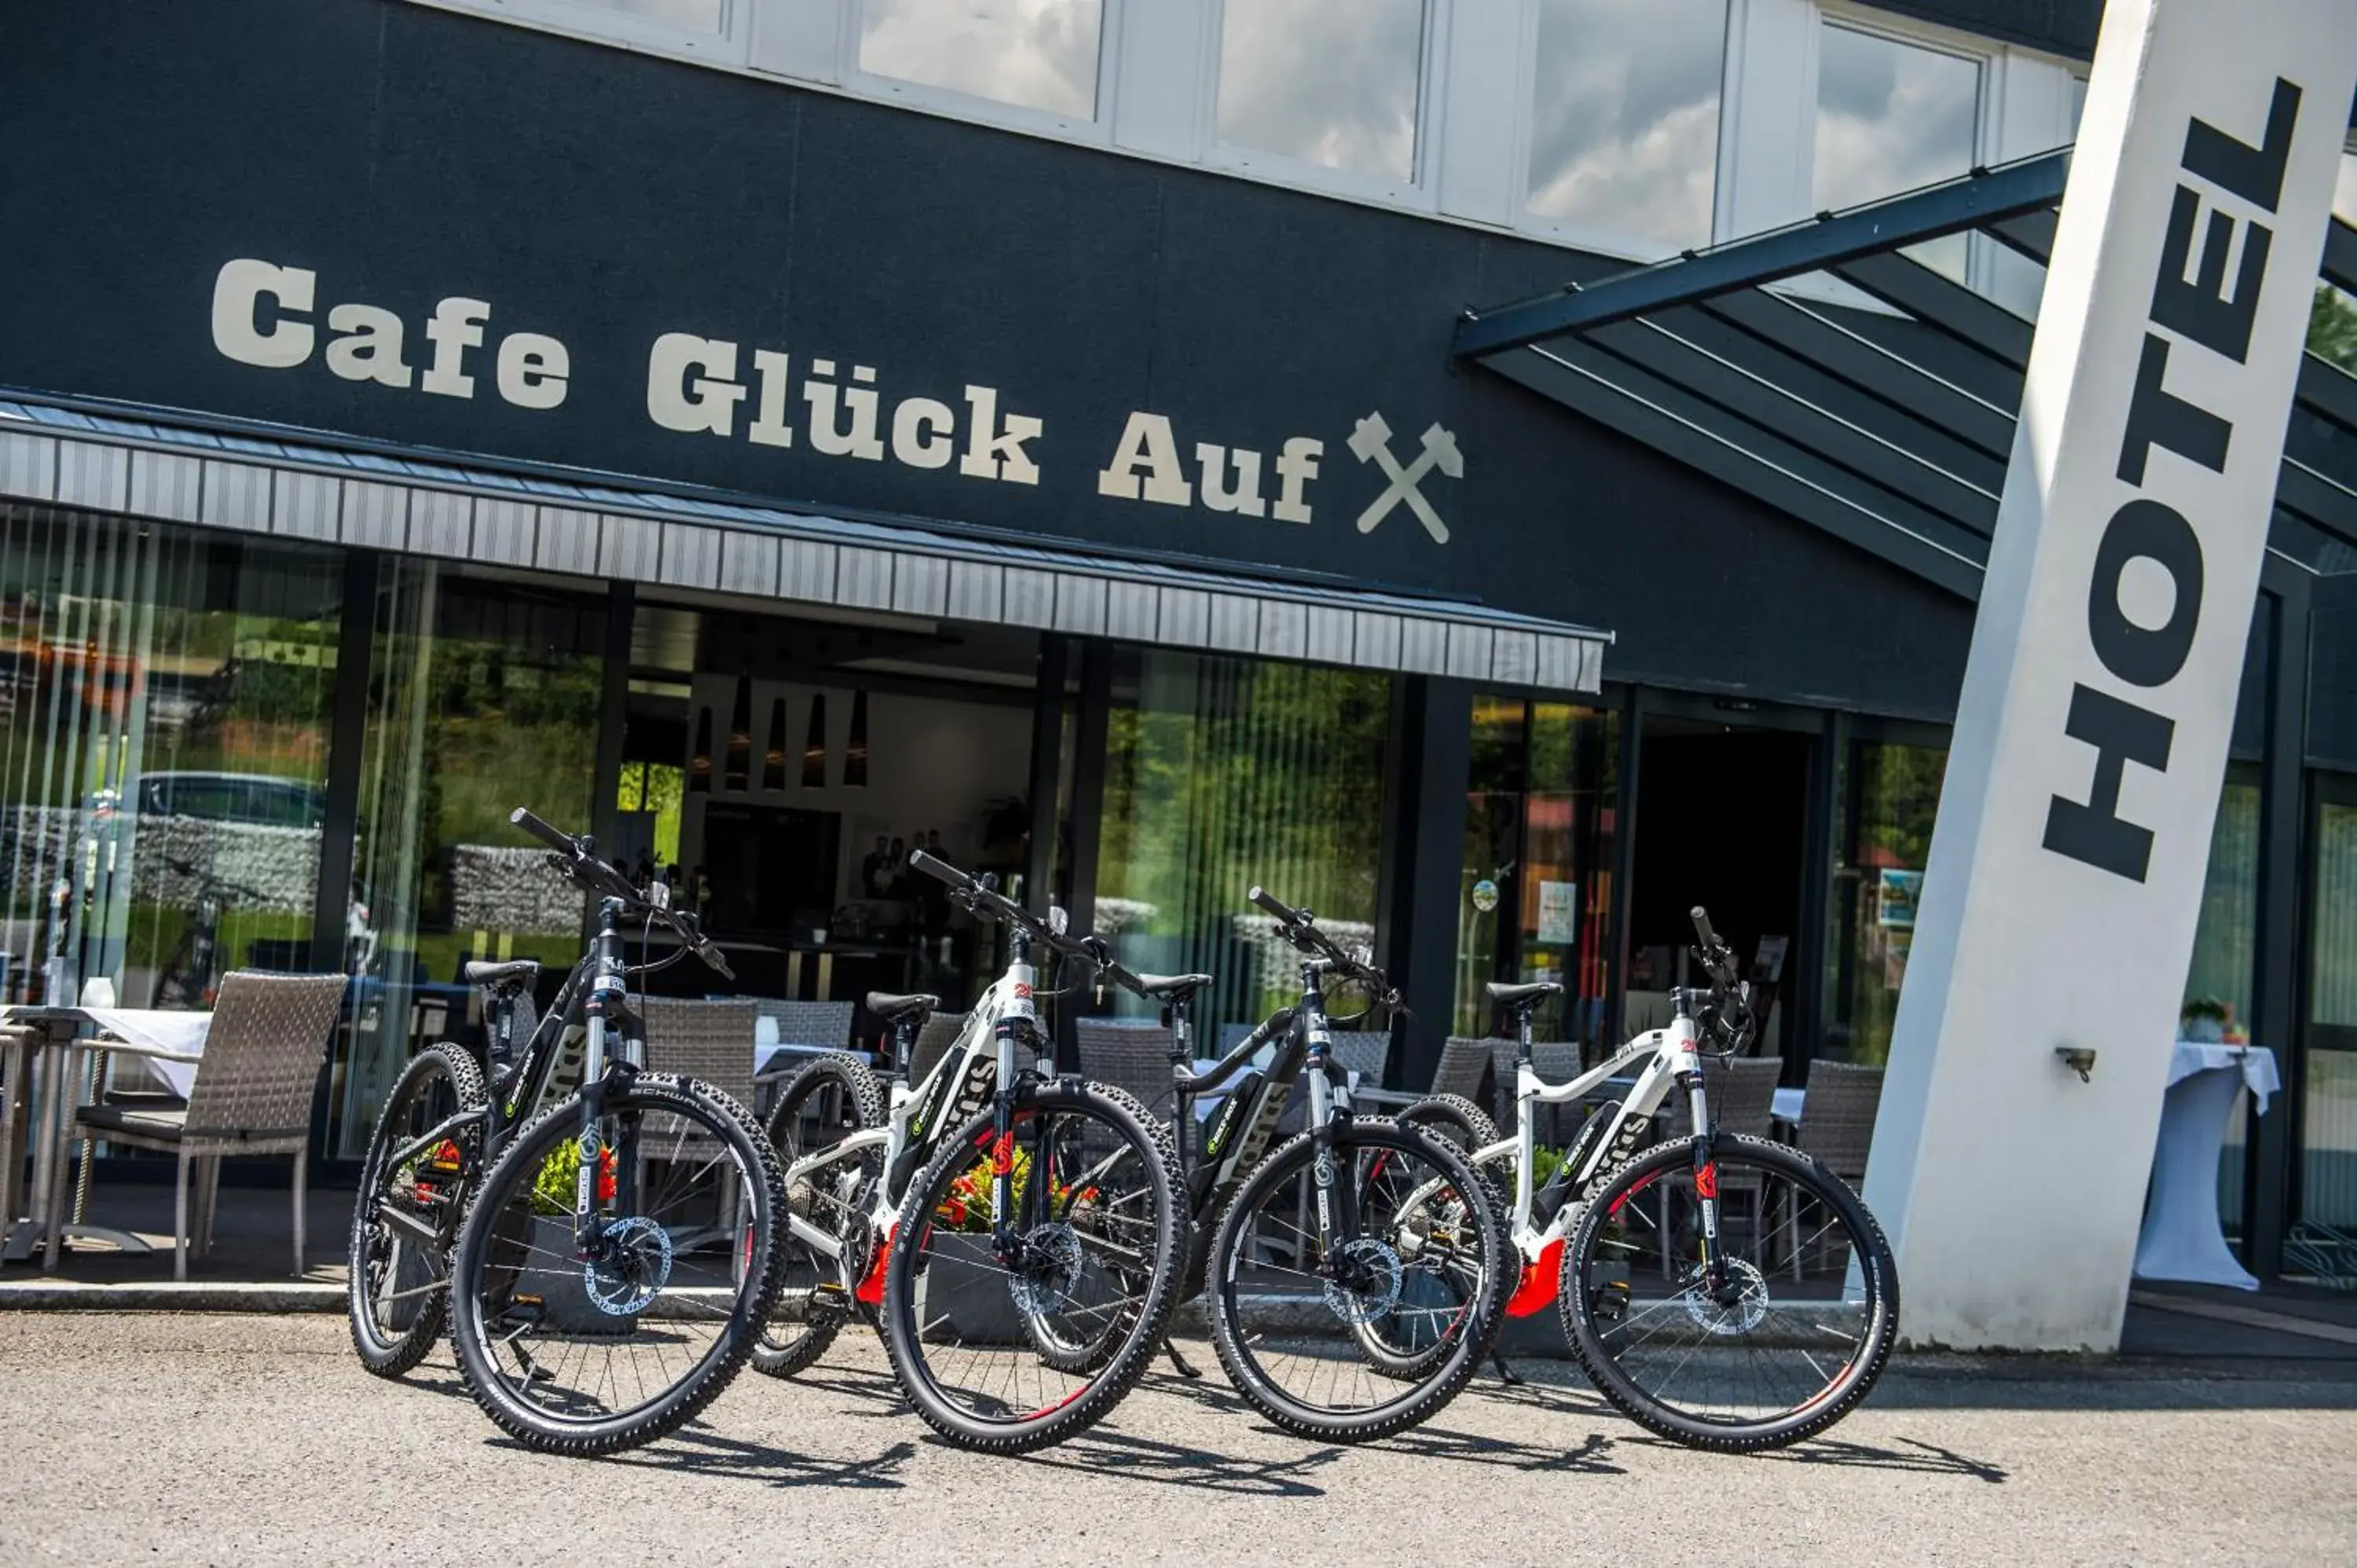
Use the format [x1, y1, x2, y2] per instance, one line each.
[464, 959, 541, 992]
[1135, 973, 1214, 1002]
[866, 991, 939, 1021]
[1485, 980, 1563, 1006]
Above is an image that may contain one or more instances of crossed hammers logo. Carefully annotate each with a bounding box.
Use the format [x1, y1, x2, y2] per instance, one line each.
[1347, 412, 1461, 544]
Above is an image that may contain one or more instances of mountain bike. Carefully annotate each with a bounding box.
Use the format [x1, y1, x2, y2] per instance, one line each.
[1098, 888, 1509, 1444]
[755, 851, 1185, 1454]
[1402, 906, 1899, 1452]
[350, 808, 786, 1456]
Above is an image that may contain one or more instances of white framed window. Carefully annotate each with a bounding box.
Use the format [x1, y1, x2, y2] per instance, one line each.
[1520, 0, 1730, 257]
[847, 0, 1112, 131]
[1813, 16, 1989, 281]
[1208, 0, 1434, 203]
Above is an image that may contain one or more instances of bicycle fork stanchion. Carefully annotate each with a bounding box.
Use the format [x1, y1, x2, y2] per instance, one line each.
[1299, 959, 1363, 1295]
[1159, 987, 1203, 1380]
[988, 934, 1036, 1275]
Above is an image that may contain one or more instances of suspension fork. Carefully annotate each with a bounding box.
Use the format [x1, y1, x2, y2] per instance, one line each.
[1680, 1063, 1728, 1291]
[1299, 969, 1358, 1277]
[573, 898, 630, 1255]
[989, 935, 1038, 1264]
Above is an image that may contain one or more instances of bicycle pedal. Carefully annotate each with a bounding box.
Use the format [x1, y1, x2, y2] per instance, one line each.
[808, 1282, 852, 1321]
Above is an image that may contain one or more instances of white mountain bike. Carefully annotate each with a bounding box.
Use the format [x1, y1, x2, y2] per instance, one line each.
[750, 852, 1185, 1455]
[1404, 906, 1899, 1452]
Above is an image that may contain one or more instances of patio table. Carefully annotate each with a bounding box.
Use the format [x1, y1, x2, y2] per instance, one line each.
[2132, 1041, 2280, 1291]
[0, 1006, 207, 1266]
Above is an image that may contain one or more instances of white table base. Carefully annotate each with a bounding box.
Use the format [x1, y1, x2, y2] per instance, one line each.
[2132, 1065, 2256, 1291]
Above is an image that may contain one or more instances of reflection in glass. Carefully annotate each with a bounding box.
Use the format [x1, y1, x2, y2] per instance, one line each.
[1217, 0, 1424, 182]
[1527, 0, 1727, 253]
[802, 692, 828, 788]
[1814, 24, 1980, 280]
[337, 566, 607, 1156]
[2304, 801, 2357, 1240]
[1827, 739, 1946, 1064]
[1094, 651, 1392, 1034]
[858, 0, 1103, 119]
[763, 697, 787, 791]
[574, 0, 726, 33]
[1453, 698, 1619, 1046]
[724, 675, 752, 793]
[0, 513, 337, 1011]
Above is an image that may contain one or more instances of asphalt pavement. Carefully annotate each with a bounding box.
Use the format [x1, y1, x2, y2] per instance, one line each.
[2, 1313, 2351, 1567]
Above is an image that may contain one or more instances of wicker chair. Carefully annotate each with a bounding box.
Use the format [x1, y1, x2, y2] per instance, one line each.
[639, 998, 760, 1137]
[1074, 1018, 1178, 1127]
[1, 1024, 34, 1258]
[1431, 1036, 1497, 1109]
[1327, 1030, 1393, 1089]
[1796, 1061, 1884, 1186]
[62, 971, 346, 1279]
[760, 1000, 856, 1053]
[904, 1010, 969, 1086]
[1525, 1041, 1586, 1146]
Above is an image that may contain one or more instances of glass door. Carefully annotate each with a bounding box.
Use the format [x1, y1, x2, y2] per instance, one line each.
[2292, 773, 2357, 1285]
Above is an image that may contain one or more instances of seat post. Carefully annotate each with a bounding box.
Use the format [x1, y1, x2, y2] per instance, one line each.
[890, 1017, 917, 1083]
[1516, 1001, 1535, 1064]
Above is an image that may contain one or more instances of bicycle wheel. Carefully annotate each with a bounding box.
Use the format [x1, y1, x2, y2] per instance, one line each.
[348, 1043, 486, 1377]
[1017, 1081, 1179, 1376]
[1394, 1093, 1498, 1153]
[1560, 1133, 1899, 1452]
[881, 1081, 1184, 1454]
[1208, 1118, 1508, 1442]
[754, 1053, 885, 1379]
[448, 1073, 786, 1456]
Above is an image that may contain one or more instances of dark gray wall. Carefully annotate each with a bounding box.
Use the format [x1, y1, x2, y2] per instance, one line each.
[0, 0, 1986, 719]
[2312, 575, 2357, 773]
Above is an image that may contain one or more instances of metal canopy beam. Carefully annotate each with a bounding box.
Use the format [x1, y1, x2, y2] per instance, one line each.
[1489, 341, 1989, 599]
[1830, 253, 2036, 371]
[1453, 152, 2070, 357]
[2324, 214, 2357, 295]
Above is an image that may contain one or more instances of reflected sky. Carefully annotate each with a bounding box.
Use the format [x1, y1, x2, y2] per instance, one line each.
[1217, 0, 1424, 181]
[859, 0, 1102, 119]
[1526, 0, 1726, 252]
[2338, 150, 2355, 224]
[1816, 24, 1980, 278]
[577, 0, 725, 32]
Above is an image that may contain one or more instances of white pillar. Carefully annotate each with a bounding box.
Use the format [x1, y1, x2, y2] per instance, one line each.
[1862, 0, 2357, 1351]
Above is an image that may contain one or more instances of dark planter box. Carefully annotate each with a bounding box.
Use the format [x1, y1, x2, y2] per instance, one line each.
[918, 1232, 1026, 1346]
[529, 1214, 642, 1336]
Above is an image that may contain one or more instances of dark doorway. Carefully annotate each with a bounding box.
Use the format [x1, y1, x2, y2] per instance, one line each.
[1626, 719, 1813, 1062]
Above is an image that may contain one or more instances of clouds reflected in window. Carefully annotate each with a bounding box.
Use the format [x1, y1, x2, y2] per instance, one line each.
[1526, 0, 1726, 253]
[859, 0, 1104, 119]
[1218, 0, 1425, 183]
[1815, 25, 1981, 280]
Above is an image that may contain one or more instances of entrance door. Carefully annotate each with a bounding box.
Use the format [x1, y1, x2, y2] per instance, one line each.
[1626, 713, 1813, 1062]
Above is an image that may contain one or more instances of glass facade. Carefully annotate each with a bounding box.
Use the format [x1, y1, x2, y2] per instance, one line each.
[1525, 0, 1727, 252]
[2300, 795, 2357, 1239]
[1, 509, 339, 1014]
[1453, 697, 1618, 1049]
[1814, 24, 1981, 280]
[1827, 736, 1946, 1065]
[1216, 0, 1425, 182]
[857, 0, 1104, 119]
[1093, 650, 1392, 1038]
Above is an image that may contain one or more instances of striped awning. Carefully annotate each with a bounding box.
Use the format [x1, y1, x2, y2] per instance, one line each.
[0, 394, 1609, 694]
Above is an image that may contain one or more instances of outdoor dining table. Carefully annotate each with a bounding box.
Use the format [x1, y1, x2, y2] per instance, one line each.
[2132, 1040, 2281, 1291]
[0, 1004, 211, 1267]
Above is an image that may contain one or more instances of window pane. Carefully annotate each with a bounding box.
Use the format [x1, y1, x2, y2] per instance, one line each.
[858, 0, 1104, 119]
[1527, 0, 1727, 252]
[1217, 0, 1424, 182]
[1815, 25, 1980, 280]
[1094, 652, 1393, 1037]
[574, 0, 726, 33]
[1455, 698, 1528, 1038]
[1827, 739, 1945, 1064]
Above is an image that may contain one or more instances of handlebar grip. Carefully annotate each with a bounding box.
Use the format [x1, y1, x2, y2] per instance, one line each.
[511, 808, 577, 855]
[700, 943, 736, 983]
[1249, 886, 1301, 923]
[1689, 905, 1722, 951]
[908, 849, 968, 889]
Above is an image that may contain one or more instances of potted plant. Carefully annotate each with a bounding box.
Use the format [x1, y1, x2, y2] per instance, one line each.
[523, 1141, 641, 1336]
[913, 1147, 1097, 1346]
[2180, 997, 2230, 1045]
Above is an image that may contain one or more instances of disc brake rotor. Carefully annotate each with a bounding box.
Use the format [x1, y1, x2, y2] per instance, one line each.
[1321, 1238, 1405, 1325]
[1006, 1223, 1085, 1317]
[1680, 1257, 1769, 1335]
[585, 1216, 673, 1316]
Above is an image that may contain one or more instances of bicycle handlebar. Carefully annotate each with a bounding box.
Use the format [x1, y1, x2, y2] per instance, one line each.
[909, 850, 1160, 1000]
[1686, 903, 1748, 1050]
[508, 807, 734, 981]
[1248, 884, 1396, 1006]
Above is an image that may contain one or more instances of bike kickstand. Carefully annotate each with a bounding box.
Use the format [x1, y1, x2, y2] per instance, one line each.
[1162, 1337, 1202, 1380]
[1490, 1352, 1523, 1387]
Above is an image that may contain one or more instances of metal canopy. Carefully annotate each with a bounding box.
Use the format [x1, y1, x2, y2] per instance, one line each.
[1455, 153, 2357, 599]
[0, 393, 1609, 694]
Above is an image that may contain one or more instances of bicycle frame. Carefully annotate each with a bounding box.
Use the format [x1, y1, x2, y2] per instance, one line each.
[1479, 1002, 1714, 1317]
[779, 940, 1043, 1297]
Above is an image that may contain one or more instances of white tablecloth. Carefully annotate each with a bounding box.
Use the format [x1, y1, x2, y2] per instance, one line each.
[2165, 1039, 2279, 1112]
[1772, 1086, 1805, 1125]
[2133, 1041, 2280, 1291]
[79, 1008, 211, 1098]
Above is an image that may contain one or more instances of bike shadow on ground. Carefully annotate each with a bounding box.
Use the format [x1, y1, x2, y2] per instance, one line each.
[1383, 1425, 1624, 1475]
[544, 1426, 925, 1491]
[1001, 1424, 1351, 1500]
[1616, 1432, 2010, 1482]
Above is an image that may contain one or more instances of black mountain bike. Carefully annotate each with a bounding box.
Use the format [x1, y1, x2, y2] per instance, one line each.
[347, 808, 786, 1456]
[1072, 888, 1510, 1444]
[757, 851, 1186, 1454]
